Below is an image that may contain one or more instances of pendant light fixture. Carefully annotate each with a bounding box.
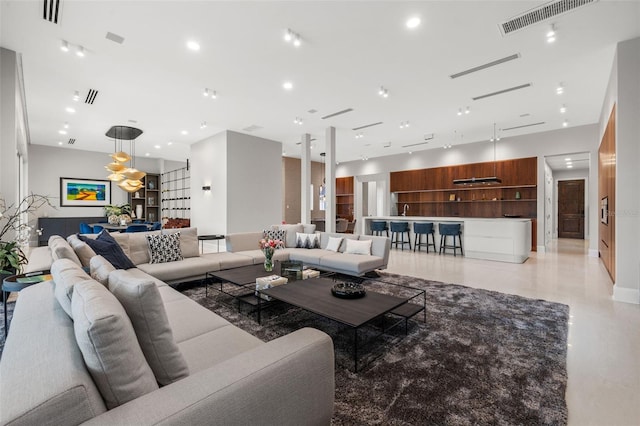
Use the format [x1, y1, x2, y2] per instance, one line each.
[104, 125, 146, 192]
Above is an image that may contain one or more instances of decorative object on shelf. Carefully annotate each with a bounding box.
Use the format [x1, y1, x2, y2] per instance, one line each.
[515, 191, 521, 199]
[104, 203, 132, 225]
[449, 194, 456, 201]
[148, 196, 155, 206]
[136, 204, 143, 219]
[331, 282, 366, 299]
[148, 180, 155, 190]
[1, 194, 51, 274]
[104, 125, 146, 193]
[59, 177, 112, 207]
[259, 238, 282, 272]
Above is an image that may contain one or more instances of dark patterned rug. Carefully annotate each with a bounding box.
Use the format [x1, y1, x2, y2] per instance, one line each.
[0, 273, 569, 425]
[182, 272, 569, 425]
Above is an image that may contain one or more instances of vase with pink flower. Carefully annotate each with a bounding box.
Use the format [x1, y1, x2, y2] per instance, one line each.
[259, 238, 282, 272]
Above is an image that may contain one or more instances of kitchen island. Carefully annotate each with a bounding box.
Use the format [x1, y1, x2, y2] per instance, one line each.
[363, 216, 531, 263]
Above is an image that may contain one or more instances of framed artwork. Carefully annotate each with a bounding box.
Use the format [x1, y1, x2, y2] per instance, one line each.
[60, 177, 111, 207]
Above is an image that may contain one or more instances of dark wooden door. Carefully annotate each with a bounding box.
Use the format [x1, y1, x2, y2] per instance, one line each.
[558, 180, 585, 239]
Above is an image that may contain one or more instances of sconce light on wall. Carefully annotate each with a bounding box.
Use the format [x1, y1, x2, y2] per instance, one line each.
[202, 185, 211, 191]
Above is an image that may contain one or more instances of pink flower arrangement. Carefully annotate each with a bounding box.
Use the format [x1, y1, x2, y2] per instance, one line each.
[259, 238, 283, 254]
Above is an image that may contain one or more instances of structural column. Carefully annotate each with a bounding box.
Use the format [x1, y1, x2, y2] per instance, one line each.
[300, 133, 311, 224]
[325, 127, 336, 233]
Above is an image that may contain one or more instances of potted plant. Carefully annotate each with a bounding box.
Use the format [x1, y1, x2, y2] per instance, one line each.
[0, 193, 52, 276]
[104, 203, 132, 225]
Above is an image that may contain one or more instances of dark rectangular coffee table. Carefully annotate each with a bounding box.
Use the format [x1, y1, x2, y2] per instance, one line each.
[259, 277, 420, 371]
[205, 264, 275, 304]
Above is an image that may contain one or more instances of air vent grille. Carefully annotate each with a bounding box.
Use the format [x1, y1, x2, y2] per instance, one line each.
[68, 138, 76, 145]
[85, 89, 98, 104]
[106, 32, 125, 44]
[352, 121, 383, 131]
[402, 141, 429, 148]
[321, 108, 353, 119]
[242, 125, 263, 132]
[43, 0, 61, 24]
[472, 83, 531, 101]
[502, 122, 546, 131]
[500, 0, 598, 35]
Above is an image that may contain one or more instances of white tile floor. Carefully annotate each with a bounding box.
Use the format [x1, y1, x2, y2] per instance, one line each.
[384, 239, 640, 426]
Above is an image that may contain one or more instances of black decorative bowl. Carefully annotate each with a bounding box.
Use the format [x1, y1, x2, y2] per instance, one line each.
[331, 282, 366, 299]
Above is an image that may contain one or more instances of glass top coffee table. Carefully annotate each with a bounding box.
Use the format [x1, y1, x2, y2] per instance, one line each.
[259, 276, 425, 372]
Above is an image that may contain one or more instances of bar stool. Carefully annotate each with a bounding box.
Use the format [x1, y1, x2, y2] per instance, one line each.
[439, 223, 463, 256]
[370, 220, 389, 237]
[413, 222, 436, 253]
[390, 221, 411, 250]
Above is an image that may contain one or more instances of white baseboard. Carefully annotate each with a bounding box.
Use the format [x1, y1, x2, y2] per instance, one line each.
[588, 249, 599, 258]
[536, 245, 546, 253]
[613, 285, 640, 304]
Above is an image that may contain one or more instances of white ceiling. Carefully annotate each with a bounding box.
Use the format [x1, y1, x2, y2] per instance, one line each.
[1, 1, 639, 163]
[545, 152, 590, 171]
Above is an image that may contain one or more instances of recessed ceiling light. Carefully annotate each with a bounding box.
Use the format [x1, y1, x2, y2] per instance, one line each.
[563, 120, 569, 127]
[283, 81, 293, 90]
[58, 130, 67, 135]
[564, 157, 571, 161]
[65, 107, 75, 113]
[567, 164, 573, 168]
[154, 145, 161, 149]
[186, 40, 200, 51]
[58, 141, 63, 145]
[145, 153, 150, 156]
[63, 122, 69, 129]
[167, 141, 173, 145]
[406, 16, 421, 29]
[181, 130, 188, 135]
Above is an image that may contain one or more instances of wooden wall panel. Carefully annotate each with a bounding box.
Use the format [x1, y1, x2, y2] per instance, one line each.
[598, 106, 616, 282]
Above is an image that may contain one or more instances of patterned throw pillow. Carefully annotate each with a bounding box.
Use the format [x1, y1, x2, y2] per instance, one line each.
[146, 233, 183, 264]
[262, 229, 286, 249]
[295, 232, 320, 249]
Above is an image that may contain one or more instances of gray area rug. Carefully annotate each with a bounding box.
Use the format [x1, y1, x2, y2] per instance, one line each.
[183, 272, 569, 425]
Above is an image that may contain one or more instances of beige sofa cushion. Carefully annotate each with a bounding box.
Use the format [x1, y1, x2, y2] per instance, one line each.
[163, 227, 199, 258]
[90, 255, 115, 286]
[51, 258, 92, 317]
[127, 230, 161, 265]
[49, 235, 82, 266]
[72, 280, 158, 409]
[108, 270, 190, 386]
[67, 234, 97, 267]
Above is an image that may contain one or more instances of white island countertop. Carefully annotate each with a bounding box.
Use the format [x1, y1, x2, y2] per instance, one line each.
[363, 216, 531, 263]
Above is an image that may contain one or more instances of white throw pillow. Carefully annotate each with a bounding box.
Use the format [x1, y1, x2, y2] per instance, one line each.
[345, 239, 372, 255]
[325, 237, 343, 252]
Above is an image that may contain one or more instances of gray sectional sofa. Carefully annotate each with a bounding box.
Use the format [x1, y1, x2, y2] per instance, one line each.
[0, 227, 335, 425]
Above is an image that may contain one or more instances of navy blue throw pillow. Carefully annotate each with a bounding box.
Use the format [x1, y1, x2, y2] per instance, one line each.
[78, 231, 136, 270]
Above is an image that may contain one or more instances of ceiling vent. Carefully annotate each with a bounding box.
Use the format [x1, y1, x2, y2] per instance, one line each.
[242, 124, 263, 132]
[85, 89, 98, 104]
[321, 108, 353, 119]
[450, 54, 520, 79]
[43, 0, 61, 24]
[67, 138, 76, 145]
[352, 121, 383, 131]
[106, 32, 125, 44]
[307, 109, 318, 114]
[500, 0, 598, 36]
[472, 83, 531, 101]
[502, 121, 546, 131]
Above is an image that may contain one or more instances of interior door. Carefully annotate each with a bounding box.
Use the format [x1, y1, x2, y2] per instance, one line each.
[558, 179, 585, 239]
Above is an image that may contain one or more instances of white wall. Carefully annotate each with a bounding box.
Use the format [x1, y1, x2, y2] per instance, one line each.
[544, 162, 553, 249]
[337, 124, 600, 252]
[227, 131, 282, 233]
[191, 131, 227, 235]
[28, 144, 165, 218]
[1, 48, 20, 225]
[190, 130, 282, 235]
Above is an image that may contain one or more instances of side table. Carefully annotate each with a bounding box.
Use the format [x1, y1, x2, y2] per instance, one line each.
[198, 234, 225, 253]
[3, 270, 51, 340]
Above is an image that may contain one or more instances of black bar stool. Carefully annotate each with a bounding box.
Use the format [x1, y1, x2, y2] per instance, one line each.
[414, 222, 436, 253]
[439, 223, 463, 256]
[370, 220, 389, 237]
[390, 221, 411, 250]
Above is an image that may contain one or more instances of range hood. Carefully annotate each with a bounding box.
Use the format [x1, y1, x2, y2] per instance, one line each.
[453, 176, 502, 186]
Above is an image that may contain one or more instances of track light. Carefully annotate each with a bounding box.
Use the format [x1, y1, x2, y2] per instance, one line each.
[203, 88, 209, 97]
[203, 88, 217, 99]
[73, 90, 80, 101]
[76, 46, 85, 57]
[546, 24, 556, 43]
[443, 144, 452, 149]
[60, 40, 69, 52]
[563, 120, 569, 127]
[293, 117, 303, 125]
[557, 83, 564, 95]
[293, 35, 301, 47]
[378, 86, 389, 98]
[560, 104, 567, 113]
[284, 29, 293, 42]
[284, 29, 302, 47]
[355, 132, 364, 139]
[465, 106, 470, 114]
[399, 121, 410, 129]
[200, 121, 207, 129]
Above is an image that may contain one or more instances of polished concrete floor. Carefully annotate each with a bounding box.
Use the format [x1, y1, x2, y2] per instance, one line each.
[381, 239, 640, 426]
